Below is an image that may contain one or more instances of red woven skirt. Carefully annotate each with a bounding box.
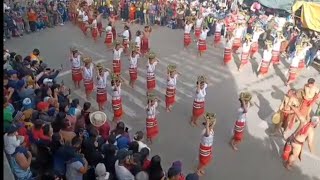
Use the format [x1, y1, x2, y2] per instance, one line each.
[147, 75, 156, 90]
[105, 32, 113, 45]
[298, 59, 305, 69]
[141, 37, 149, 54]
[224, 48, 232, 64]
[240, 52, 250, 65]
[81, 23, 88, 34]
[195, 28, 201, 39]
[198, 39, 207, 52]
[123, 39, 129, 51]
[250, 42, 259, 56]
[271, 50, 280, 64]
[129, 67, 138, 80]
[184, 33, 191, 47]
[96, 88, 107, 104]
[72, 68, 83, 82]
[199, 144, 213, 166]
[112, 27, 117, 41]
[233, 121, 245, 142]
[214, 32, 221, 44]
[92, 28, 98, 39]
[165, 88, 176, 107]
[282, 141, 292, 161]
[84, 79, 94, 94]
[232, 38, 241, 51]
[146, 118, 159, 139]
[288, 66, 297, 82]
[113, 60, 121, 74]
[97, 22, 103, 34]
[259, 60, 270, 75]
[112, 98, 123, 119]
[193, 100, 205, 118]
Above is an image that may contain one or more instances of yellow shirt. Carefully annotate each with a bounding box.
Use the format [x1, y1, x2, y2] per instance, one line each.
[30, 54, 40, 63]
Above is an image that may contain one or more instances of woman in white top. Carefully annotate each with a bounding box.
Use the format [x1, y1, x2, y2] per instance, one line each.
[128, 48, 140, 88]
[286, 45, 304, 86]
[146, 52, 159, 91]
[198, 27, 210, 56]
[134, 30, 142, 53]
[165, 65, 181, 112]
[232, 23, 246, 52]
[213, 19, 224, 46]
[104, 25, 113, 48]
[113, 41, 124, 75]
[82, 57, 94, 99]
[271, 32, 286, 65]
[96, 64, 110, 110]
[239, 35, 252, 71]
[121, 25, 131, 55]
[111, 74, 123, 121]
[70, 48, 83, 88]
[197, 113, 216, 175]
[298, 41, 312, 70]
[81, 11, 89, 35]
[191, 76, 208, 126]
[91, 14, 99, 41]
[194, 15, 204, 39]
[184, 20, 193, 49]
[223, 33, 234, 65]
[250, 26, 264, 57]
[258, 41, 273, 77]
[146, 93, 160, 143]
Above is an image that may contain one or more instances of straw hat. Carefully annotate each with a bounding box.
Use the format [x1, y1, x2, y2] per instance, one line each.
[148, 51, 156, 59]
[96, 63, 104, 70]
[90, 111, 107, 127]
[239, 92, 252, 102]
[70, 46, 78, 52]
[197, 75, 207, 83]
[110, 73, 120, 82]
[167, 64, 177, 73]
[83, 56, 92, 64]
[265, 40, 272, 45]
[114, 40, 121, 46]
[147, 91, 156, 101]
[245, 34, 252, 41]
[205, 112, 217, 126]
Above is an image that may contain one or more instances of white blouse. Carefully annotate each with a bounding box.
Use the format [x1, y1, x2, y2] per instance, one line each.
[122, 30, 130, 40]
[167, 74, 178, 89]
[200, 129, 214, 146]
[199, 30, 209, 40]
[242, 43, 251, 53]
[235, 27, 245, 38]
[135, 36, 141, 48]
[112, 84, 121, 98]
[184, 24, 193, 33]
[82, 15, 88, 22]
[83, 64, 93, 79]
[195, 83, 208, 102]
[96, 71, 109, 88]
[129, 54, 139, 68]
[113, 48, 123, 60]
[91, 19, 97, 28]
[262, 50, 272, 62]
[147, 62, 158, 75]
[225, 38, 234, 49]
[146, 102, 158, 118]
[195, 18, 203, 28]
[272, 40, 282, 51]
[215, 22, 223, 32]
[71, 55, 81, 68]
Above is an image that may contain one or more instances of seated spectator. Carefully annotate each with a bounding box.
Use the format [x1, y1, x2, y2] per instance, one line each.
[4, 97, 14, 131]
[4, 124, 24, 155]
[114, 149, 135, 180]
[32, 119, 51, 143]
[10, 146, 33, 179]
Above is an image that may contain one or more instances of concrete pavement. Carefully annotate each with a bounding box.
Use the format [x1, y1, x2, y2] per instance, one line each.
[4, 22, 320, 180]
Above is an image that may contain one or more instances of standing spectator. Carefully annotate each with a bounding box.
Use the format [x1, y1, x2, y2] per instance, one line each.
[147, 155, 165, 180]
[4, 124, 24, 155]
[114, 149, 135, 180]
[27, 8, 37, 32]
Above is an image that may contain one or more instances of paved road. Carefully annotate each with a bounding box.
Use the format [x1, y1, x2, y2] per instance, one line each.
[4, 22, 320, 180]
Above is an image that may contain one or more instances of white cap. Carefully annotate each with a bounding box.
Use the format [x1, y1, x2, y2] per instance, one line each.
[105, 26, 112, 32]
[43, 78, 53, 85]
[95, 163, 110, 180]
[23, 98, 32, 106]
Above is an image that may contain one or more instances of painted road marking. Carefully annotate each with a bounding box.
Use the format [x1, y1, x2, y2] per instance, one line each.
[72, 42, 106, 58]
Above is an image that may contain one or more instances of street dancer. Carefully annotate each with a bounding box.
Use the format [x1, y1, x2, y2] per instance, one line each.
[190, 76, 208, 126]
[146, 92, 160, 144]
[146, 52, 159, 91]
[128, 47, 140, 88]
[184, 17, 193, 49]
[91, 14, 99, 41]
[194, 15, 203, 40]
[70, 47, 83, 89]
[250, 25, 264, 57]
[213, 19, 224, 46]
[223, 33, 234, 65]
[286, 45, 304, 86]
[82, 57, 94, 100]
[300, 78, 320, 120]
[257, 40, 272, 77]
[238, 35, 252, 71]
[271, 32, 285, 65]
[104, 25, 113, 49]
[111, 73, 123, 122]
[113, 41, 124, 75]
[96, 63, 110, 111]
[141, 26, 152, 56]
[198, 26, 210, 57]
[166, 65, 180, 112]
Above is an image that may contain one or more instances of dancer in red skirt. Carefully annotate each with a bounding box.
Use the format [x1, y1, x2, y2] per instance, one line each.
[77, 7, 84, 28]
[194, 15, 204, 40]
[184, 18, 193, 49]
[271, 32, 285, 65]
[213, 19, 224, 47]
[111, 74, 123, 122]
[223, 33, 234, 65]
[286, 45, 304, 86]
[104, 25, 113, 49]
[91, 15, 99, 41]
[146, 52, 159, 91]
[82, 57, 94, 99]
[128, 47, 140, 88]
[250, 26, 264, 57]
[230, 92, 252, 151]
[198, 27, 209, 57]
[70, 47, 83, 88]
[81, 11, 89, 36]
[238, 35, 252, 71]
[96, 63, 110, 111]
[258, 41, 272, 77]
[113, 41, 124, 75]
[298, 41, 312, 70]
[134, 30, 142, 53]
[232, 24, 246, 52]
[108, 15, 118, 41]
[197, 112, 216, 176]
[96, 12, 103, 37]
[141, 26, 152, 56]
[146, 92, 160, 143]
[166, 65, 181, 112]
[190, 76, 208, 126]
[120, 25, 131, 56]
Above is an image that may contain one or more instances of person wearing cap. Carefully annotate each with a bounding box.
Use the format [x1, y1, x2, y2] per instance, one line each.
[167, 166, 181, 180]
[198, 26, 209, 57]
[113, 41, 124, 75]
[190, 76, 208, 126]
[146, 52, 159, 91]
[104, 24, 114, 48]
[257, 40, 272, 77]
[32, 101, 55, 124]
[286, 45, 305, 86]
[70, 47, 83, 89]
[79, 58, 92, 99]
[213, 19, 224, 46]
[121, 25, 131, 55]
[283, 106, 320, 170]
[166, 65, 180, 112]
[230, 92, 252, 151]
[114, 149, 135, 180]
[299, 78, 320, 120]
[141, 26, 152, 56]
[4, 124, 24, 155]
[96, 64, 110, 110]
[197, 113, 216, 176]
[128, 46, 140, 88]
[111, 74, 124, 121]
[271, 32, 286, 65]
[146, 93, 160, 143]
[238, 34, 252, 71]
[184, 18, 193, 49]
[170, 161, 185, 180]
[185, 173, 199, 180]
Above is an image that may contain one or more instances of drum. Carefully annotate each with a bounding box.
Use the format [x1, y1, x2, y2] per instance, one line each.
[272, 111, 282, 124]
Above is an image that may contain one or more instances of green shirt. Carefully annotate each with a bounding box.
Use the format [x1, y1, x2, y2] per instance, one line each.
[4, 108, 13, 131]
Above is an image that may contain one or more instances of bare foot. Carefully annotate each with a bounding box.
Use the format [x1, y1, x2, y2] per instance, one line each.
[284, 162, 292, 170]
[230, 141, 238, 151]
